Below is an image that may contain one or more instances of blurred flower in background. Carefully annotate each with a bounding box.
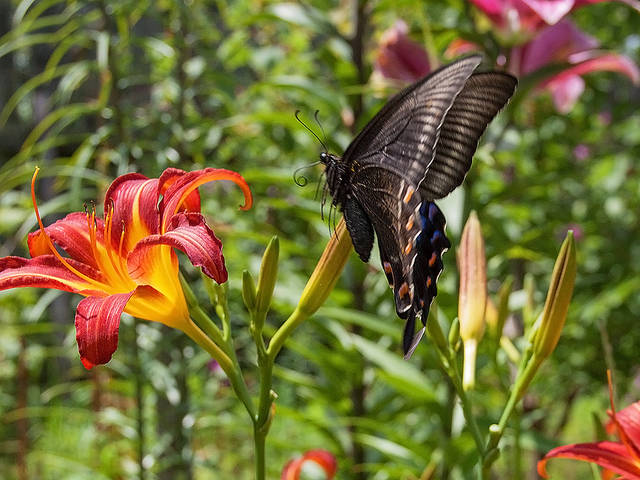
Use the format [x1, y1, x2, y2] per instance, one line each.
[281, 449, 337, 480]
[374, 20, 431, 83]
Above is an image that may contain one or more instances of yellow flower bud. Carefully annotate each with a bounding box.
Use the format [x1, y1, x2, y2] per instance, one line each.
[532, 231, 577, 359]
[298, 218, 352, 316]
[458, 211, 487, 390]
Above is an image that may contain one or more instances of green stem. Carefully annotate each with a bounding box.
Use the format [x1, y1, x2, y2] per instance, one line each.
[182, 319, 256, 419]
[481, 354, 544, 478]
[267, 307, 307, 361]
[449, 359, 485, 456]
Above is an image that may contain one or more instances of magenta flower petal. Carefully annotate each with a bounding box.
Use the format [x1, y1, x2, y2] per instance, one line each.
[75, 292, 135, 369]
[519, 0, 576, 24]
[375, 20, 431, 83]
[520, 20, 599, 74]
[547, 73, 585, 113]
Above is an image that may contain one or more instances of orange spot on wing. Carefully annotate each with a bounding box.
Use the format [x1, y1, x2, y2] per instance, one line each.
[403, 187, 415, 204]
[404, 241, 413, 255]
[428, 252, 437, 267]
[427, 277, 432, 287]
[405, 217, 414, 231]
[383, 262, 392, 274]
[398, 282, 409, 299]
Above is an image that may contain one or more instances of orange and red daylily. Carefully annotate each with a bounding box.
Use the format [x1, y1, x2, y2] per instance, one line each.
[538, 373, 640, 479]
[0, 167, 251, 369]
[281, 449, 337, 480]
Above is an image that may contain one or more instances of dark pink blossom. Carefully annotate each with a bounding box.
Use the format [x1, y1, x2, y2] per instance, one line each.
[374, 21, 431, 83]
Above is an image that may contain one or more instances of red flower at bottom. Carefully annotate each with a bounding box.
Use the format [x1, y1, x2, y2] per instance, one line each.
[281, 449, 337, 480]
[538, 372, 640, 479]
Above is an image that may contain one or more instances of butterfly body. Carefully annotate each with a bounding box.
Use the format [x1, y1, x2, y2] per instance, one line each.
[318, 55, 517, 356]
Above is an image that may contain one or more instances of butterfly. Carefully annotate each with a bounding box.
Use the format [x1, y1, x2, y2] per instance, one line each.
[318, 55, 517, 357]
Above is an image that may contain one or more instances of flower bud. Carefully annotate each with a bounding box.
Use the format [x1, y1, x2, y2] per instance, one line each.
[255, 236, 279, 315]
[532, 231, 576, 359]
[458, 212, 487, 390]
[242, 269, 257, 312]
[298, 218, 351, 316]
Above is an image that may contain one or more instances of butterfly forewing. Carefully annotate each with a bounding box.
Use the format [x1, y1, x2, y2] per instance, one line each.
[420, 72, 518, 200]
[342, 55, 483, 187]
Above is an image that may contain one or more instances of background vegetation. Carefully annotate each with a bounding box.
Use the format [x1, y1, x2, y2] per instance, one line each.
[0, 0, 639, 479]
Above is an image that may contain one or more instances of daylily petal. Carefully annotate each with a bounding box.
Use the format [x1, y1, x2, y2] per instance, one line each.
[0, 255, 105, 295]
[375, 20, 431, 83]
[159, 169, 252, 233]
[75, 291, 134, 369]
[538, 441, 640, 479]
[103, 173, 161, 252]
[281, 449, 337, 480]
[129, 212, 227, 283]
[611, 401, 640, 456]
[28, 212, 104, 270]
[445, 39, 482, 58]
[158, 168, 202, 212]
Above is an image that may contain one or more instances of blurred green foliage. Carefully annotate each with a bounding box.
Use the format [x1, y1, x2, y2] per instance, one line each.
[0, 0, 639, 479]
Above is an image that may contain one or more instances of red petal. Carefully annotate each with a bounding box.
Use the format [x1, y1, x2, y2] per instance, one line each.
[75, 292, 134, 369]
[616, 402, 640, 458]
[103, 173, 161, 252]
[281, 458, 304, 480]
[301, 450, 338, 478]
[159, 168, 252, 232]
[158, 168, 201, 212]
[538, 441, 640, 479]
[28, 212, 104, 269]
[0, 255, 105, 295]
[547, 74, 585, 113]
[128, 212, 227, 283]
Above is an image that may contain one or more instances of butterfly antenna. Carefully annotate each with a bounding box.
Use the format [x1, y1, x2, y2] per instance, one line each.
[313, 110, 329, 151]
[293, 160, 322, 187]
[295, 110, 328, 153]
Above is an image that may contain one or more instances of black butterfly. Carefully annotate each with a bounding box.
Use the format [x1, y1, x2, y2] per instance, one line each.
[318, 55, 517, 357]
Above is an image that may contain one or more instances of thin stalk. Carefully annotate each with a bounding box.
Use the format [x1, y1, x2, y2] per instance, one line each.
[182, 319, 256, 418]
[133, 318, 146, 480]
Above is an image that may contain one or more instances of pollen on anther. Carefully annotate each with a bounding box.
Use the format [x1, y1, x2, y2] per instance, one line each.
[383, 261, 392, 274]
[404, 241, 413, 255]
[405, 217, 414, 231]
[398, 282, 409, 299]
[428, 252, 437, 267]
[403, 187, 415, 204]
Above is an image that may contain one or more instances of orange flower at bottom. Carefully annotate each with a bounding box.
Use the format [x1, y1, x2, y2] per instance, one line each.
[0, 167, 251, 369]
[281, 449, 337, 480]
[538, 372, 640, 479]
